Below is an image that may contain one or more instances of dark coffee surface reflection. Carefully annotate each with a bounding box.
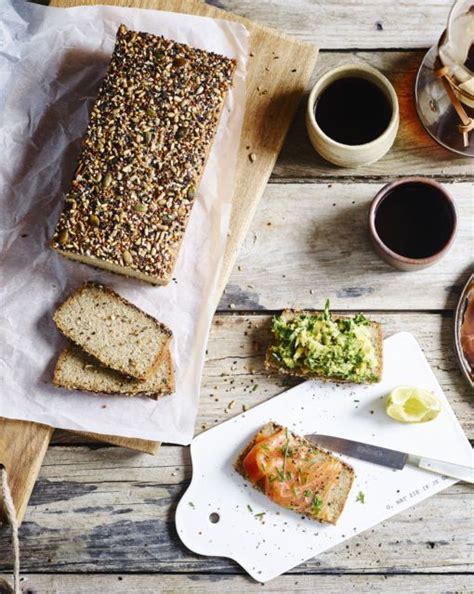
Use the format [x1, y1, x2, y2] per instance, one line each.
[314, 76, 392, 145]
[375, 183, 455, 259]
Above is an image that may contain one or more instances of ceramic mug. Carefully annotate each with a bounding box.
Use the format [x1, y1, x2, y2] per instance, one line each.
[368, 177, 458, 271]
[306, 64, 399, 167]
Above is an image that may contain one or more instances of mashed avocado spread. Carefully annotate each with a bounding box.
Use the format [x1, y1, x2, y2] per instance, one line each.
[270, 301, 377, 383]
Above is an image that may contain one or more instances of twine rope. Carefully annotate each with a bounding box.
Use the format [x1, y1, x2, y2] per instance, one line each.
[0, 465, 20, 594]
[434, 65, 474, 147]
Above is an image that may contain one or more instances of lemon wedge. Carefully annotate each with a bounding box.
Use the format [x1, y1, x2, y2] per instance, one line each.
[386, 386, 442, 423]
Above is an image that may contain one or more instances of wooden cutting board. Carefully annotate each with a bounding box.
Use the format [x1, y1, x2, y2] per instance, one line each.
[0, 0, 318, 524]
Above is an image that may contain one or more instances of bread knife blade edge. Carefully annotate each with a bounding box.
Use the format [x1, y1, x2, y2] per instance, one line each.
[305, 434, 474, 484]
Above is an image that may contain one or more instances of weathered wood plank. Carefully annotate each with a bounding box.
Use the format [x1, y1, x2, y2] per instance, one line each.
[51, 311, 473, 447]
[273, 51, 474, 180]
[0, 445, 471, 573]
[205, 0, 453, 50]
[10, 572, 474, 593]
[218, 184, 473, 312]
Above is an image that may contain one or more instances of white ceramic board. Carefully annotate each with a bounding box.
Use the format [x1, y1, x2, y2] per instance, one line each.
[175, 332, 473, 582]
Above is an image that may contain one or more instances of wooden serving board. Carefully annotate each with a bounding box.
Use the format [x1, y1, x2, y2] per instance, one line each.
[0, 0, 318, 524]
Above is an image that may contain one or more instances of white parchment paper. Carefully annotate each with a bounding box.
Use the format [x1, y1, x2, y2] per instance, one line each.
[0, 0, 248, 445]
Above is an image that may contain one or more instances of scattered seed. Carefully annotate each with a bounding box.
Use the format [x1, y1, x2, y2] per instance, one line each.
[249, 152, 257, 163]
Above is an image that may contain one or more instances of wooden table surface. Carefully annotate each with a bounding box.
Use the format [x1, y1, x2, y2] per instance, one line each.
[2, 1, 473, 592]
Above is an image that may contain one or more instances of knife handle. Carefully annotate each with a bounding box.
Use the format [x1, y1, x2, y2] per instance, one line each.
[408, 454, 474, 484]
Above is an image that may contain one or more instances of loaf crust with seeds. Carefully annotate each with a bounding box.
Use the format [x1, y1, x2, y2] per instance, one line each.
[53, 282, 172, 381]
[51, 24, 236, 285]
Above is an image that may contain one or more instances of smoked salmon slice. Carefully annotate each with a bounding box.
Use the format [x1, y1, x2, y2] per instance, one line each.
[236, 422, 355, 525]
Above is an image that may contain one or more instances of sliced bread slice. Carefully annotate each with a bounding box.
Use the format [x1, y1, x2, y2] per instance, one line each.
[235, 421, 355, 525]
[53, 342, 175, 398]
[265, 309, 383, 384]
[53, 282, 172, 380]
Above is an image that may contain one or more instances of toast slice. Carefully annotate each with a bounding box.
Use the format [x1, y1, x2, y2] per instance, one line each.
[236, 422, 355, 525]
[265, 308, 383, 384]
[53, 342, 175, 399]
[53, 282, 172, 380]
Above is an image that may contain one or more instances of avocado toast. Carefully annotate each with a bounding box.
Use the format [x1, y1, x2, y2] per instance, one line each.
[265, 301, 383, 384]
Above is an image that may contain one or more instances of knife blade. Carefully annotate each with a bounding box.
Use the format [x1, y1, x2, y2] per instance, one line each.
[305, 434, 474, 484]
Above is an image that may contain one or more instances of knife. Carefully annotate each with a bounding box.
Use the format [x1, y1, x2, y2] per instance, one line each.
[305, 434, 474, 484]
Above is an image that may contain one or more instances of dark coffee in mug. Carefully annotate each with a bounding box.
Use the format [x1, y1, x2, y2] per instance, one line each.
[314, 76, 392, 145]
[374, 182, 456, 259]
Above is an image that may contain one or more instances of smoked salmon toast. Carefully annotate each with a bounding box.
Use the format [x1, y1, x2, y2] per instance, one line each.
[236, 422, 355, 525]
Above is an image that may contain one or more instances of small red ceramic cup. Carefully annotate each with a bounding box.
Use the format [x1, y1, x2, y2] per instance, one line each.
[368, 177, 457, 271]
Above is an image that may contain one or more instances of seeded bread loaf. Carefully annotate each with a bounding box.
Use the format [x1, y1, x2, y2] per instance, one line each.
[265, 309, 383, 384]
[236, 421, 355, 525]
[51, 24, 236, 285]
[53, 342, 175, 398]
[53, 282, 172, 381]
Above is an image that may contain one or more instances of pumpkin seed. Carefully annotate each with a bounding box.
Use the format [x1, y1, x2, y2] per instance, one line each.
[187, 186, 197, 200]
[58, 229, 69, 244]
[123, 250, 133, 265]
[134, 203, 148, 213]
[173, 57, 186, 68]
[89, 214, 100, 227]
[103, 172, 112, 188]
[146, 108, 156, 118]
[175, 127, 187, 140]
[155, 50, 165, 60]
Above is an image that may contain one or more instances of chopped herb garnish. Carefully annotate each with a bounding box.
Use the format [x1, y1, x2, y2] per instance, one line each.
[252, 384, 258, 392]
[311, 495, 323, 514]
[356, 491, 365, 504]
[297, 468, 303, 484]
[283, 428, 290, 474]
[188, 501, 195, 509]
[247, 504, 253, 512]
[303, 489, 312, 498]
[277, 468, 285, 481]
[254, 512, 266, 518]
[292, 485, 297, 497]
